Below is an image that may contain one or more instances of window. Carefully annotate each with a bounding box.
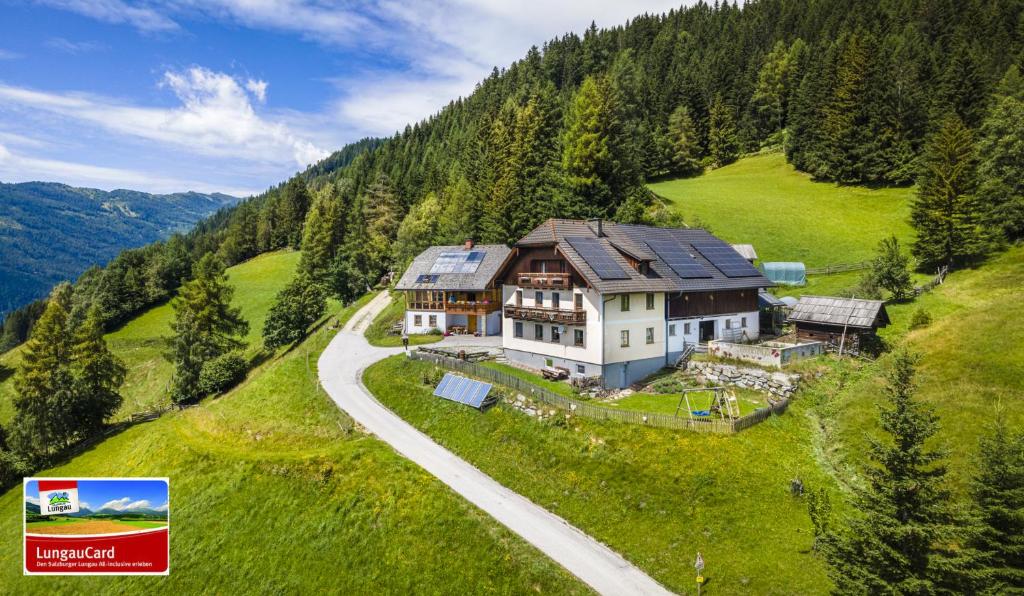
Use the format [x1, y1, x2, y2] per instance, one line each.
[725, 319, 732, 330]
[574, 293, 583, 309]
[545, 359, 553, 367]
[535, 291, 543, 307]
[621, 294, 630, 312]
[535, 324, 544, 340]
[551, 326, 561, 342]
[620, 330, 630, 347]
[428, 315, 437, 327]
[646, 327, 655, 344]
[515, 290, 523, 306]
[414, 315, 422, 326]
[577, 364, 586, 374]
[574, 329, 584, 347]
[552, 292, 560, 309]
[669, 324, 676, 337]
[514, 322, 523, 338]
[741, 317, 747, 328]
[646, 293, 655, 310]
[684, 322, 691, 335]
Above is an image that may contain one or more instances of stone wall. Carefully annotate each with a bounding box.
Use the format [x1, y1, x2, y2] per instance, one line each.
[707, 339, 823, 368]
[684, 360, 801, 399]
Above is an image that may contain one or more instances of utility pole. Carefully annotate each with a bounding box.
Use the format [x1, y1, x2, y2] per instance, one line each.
[695, 551, 705, 595]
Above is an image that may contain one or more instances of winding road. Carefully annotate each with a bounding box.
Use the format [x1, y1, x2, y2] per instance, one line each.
[318, 292, 672, 596]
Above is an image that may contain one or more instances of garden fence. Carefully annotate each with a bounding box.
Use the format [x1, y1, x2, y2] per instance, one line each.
[410, 351, 788, 434]
[805, 261, 870, 275]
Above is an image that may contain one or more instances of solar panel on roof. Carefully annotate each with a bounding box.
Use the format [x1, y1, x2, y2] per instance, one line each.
[563, 236, 629, 280]
[644, 238, 713, 279]
[416, 274, 439, 284]
[430, 251, 484, 274]
[692, 241, 762, 278]
[433, 373, 494, 410]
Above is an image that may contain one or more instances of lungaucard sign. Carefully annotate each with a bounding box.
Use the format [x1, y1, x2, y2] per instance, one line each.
[39, 480, 80, 516]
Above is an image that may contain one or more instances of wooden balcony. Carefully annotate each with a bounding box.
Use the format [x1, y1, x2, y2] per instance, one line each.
[504, 305, 587, 325]
[407, 301, 445, 311]
[516, 272, 571, 289]
[445, 300, 502, 315]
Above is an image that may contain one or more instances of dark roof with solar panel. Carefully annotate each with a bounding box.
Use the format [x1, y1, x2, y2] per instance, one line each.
[514, 219, 772, 293]
[563, 236, 630, 280]
[396, 244, 512, 291]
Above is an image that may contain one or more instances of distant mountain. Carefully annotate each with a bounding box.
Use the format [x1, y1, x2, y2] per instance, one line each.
[0, 181, 238, 314]
[24, 501, 39, 515]
[67, 507, 94, 518]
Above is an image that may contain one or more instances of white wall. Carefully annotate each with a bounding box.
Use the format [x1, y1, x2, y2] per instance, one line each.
[501, 285, 603, 365]
[603, 293, 666, 365]
[666, 310, 760, 353]
[405, 310, 445, 334]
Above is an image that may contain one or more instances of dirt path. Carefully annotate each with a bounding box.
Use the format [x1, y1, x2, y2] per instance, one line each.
[319, 295, 672, 596]
[26, 519, 165, 535]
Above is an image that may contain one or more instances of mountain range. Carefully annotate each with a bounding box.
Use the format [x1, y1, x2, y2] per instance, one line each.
[0, 181, 238, 315]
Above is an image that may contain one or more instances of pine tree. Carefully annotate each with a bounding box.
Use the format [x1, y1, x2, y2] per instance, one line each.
[977, 65, 1024, 242]
[819, 350, 971, 594]
[299, 181, 348, 284]
[362, 174, 403, 271]
[11, 284, 75, 457]
[911, 114, 991, 269]
[822, 33, 874, 183]
[69, 306, 125, 436]
[666, 105, 702, 177]
[393, 192, 441, 269]
[869, 236, 914, 302]
[707, 94, 739, 168]
[167, 254, 249, 403]
[750, 40, 792, 141]
[969, 418, 1024, 593]
[262, 274, 327, 350]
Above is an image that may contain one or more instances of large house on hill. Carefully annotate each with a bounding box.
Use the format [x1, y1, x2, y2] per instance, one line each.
[399, 220, 772, 388]
[394, 241, 512, 336]
[498, 219, 773, 388]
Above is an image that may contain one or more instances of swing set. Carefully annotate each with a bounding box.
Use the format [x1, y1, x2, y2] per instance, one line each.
[674, 387, 740, 421]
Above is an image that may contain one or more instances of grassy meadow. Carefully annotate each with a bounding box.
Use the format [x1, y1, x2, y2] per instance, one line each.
[0, 295, 584, 594]
[648, 152, 915, 267]
[0, 250, 300, 425]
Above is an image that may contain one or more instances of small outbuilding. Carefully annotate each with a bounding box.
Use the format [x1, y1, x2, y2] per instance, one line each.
[757, 290, 787, 334]
[788, 296, 890, 355]
[760, 262, 806, 286]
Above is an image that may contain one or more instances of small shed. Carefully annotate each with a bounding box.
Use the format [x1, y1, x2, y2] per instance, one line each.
[757, 290, 787, 334]
[788, 296, 890, 355]
[730, 244, 758, 262]
[760, 262, 806, 286]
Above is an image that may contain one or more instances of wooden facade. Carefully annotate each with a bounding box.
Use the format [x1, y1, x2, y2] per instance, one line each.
[404, 289, 502, 315]
[794, 322, 871, 352]
[499, 247, 588, 288]
[667, 290, 757, 318]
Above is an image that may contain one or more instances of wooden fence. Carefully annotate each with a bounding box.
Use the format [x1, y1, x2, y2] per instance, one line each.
[805, 261, 870, 275]
[410, 351, 788, 434]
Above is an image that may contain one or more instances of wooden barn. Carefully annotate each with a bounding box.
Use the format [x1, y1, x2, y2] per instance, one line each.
[788, 296, 889, 354]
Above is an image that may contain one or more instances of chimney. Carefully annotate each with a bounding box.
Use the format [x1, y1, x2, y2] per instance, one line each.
[587, 218, 604, 237]
[464, 238, 475, 250]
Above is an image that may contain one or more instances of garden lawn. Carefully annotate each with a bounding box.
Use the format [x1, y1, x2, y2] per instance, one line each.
[0, 250, 300, 424]
[480, 361, 578, 397]
[603, 388, 766, 417]
[365, 355, 837, 594]
[648, 152, 915, 267]
[365, 291, 442, 347]
[0, 297, 584, 594]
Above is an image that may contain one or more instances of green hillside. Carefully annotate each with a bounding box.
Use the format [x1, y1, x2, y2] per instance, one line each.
[648, 152, 915, 267]
[0, 295, 583, 593]
[0, 250, 300, 425]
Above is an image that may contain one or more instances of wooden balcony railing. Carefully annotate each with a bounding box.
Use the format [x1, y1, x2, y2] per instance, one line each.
[407, 301, 445, 311]
[445, 300, 502, 314]
[516, 272, 571, 289]
[504, 305, 587, 325]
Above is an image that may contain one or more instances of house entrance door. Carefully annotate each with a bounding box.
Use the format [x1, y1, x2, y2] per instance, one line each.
[699, 320, 715, 342]
[468, 315, 478, 334]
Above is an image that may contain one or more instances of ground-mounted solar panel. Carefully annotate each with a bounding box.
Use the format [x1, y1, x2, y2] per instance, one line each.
[563, 236, 630, 280]
[644, 238, 713, 279]
[433, 373, 495, 410]
[692, 241, 763, 277]
[430, 251, 484, 274]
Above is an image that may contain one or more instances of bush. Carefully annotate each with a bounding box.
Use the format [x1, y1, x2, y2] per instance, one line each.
[909, 307, 932, 330]
[198, 351, 249, 396]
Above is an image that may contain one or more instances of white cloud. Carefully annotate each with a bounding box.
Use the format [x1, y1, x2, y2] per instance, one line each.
[0, 142, 258, 196]
[98, 497, 154, 511]
[79, 501, 92, 510]
[36, 0, 179, 32]
[0, 49, 20, 60]
[154, 502, 169, 512]
[26, 496, 39, 505]
[245, 78, 268, 103]
[0, 67, 326, 168]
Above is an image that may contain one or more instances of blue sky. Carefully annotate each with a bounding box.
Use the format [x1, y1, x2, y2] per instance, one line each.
[26, 479, 169, 512]
[0, 1, 683, 197]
